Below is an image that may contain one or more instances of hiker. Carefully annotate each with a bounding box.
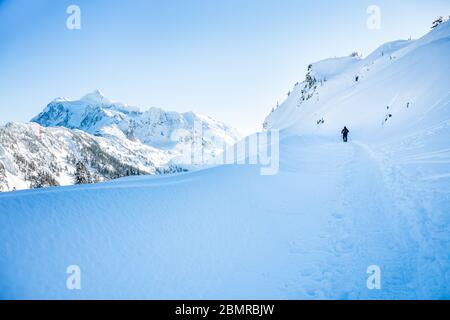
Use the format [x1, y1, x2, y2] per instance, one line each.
[341, 126, 349, 142]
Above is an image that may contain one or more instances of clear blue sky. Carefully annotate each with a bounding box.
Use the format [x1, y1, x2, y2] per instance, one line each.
[1, 0, 449, 134]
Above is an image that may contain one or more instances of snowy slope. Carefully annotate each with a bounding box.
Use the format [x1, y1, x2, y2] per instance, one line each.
[0, 122, 172, 191]
[264, 21, 450, 140]
[1, 135, 448, 299]
[0, 22, 449, 299]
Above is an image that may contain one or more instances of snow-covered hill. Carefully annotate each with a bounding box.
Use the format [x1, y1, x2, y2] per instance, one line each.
[0, 122, 173, 191]
[264, 20, 450, 140]
[0, 21, 449, 299]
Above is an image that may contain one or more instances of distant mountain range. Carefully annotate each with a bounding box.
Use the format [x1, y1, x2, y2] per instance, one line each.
[0, 91, 241, 191]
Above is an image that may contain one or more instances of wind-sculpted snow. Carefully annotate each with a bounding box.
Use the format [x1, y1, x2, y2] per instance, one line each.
[0, 135, 448, 299]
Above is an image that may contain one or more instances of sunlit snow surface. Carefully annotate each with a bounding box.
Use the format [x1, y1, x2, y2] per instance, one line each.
[1, 22, 449, 299]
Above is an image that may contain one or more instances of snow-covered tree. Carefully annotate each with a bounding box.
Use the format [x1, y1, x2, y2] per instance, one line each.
[75, 161, 91, 185]
[0, 162, 8, 191]
[29, 170, 58, 189]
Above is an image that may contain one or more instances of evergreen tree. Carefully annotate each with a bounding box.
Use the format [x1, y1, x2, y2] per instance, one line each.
[0, 162, 7, 191]
[29, 171, 58, 189]
[75, 161, 90, 185]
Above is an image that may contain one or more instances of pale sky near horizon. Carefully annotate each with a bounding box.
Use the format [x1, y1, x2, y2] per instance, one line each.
[1, 0, 449, 135]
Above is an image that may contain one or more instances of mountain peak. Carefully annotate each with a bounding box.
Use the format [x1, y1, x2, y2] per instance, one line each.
[80, 90, 111, 104]
[51, 96, 71, 103]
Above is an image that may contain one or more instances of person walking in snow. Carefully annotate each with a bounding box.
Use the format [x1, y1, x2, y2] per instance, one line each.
[341, 126, 349, 142]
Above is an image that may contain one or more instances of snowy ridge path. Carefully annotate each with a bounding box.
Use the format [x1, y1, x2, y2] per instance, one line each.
[280, 139, 417, 299]
[0, 137, 446, 299]
[324, 141, 417, 299]
[371, 125, 450, 298]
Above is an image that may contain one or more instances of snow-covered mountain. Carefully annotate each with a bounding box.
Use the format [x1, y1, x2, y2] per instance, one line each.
[32, 90, 241, 158]
[1, 21, 449, 299]
[0, 92, 241, 191]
